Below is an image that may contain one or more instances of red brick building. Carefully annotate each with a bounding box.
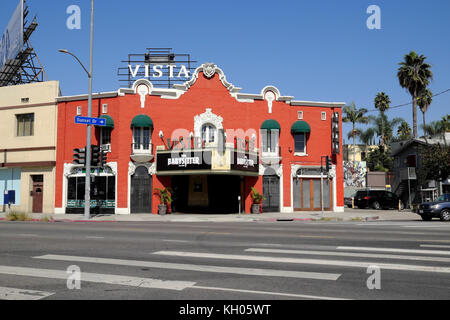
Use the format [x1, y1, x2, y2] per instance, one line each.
[55, 63, 345, 214]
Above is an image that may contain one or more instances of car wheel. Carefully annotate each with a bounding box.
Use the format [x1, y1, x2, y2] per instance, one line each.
[440, 209, 450, 222]
[372, 201, 381, 210]
[421, 215, 432, 221]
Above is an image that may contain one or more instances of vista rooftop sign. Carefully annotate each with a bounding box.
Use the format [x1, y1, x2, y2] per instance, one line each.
[128, 64, 190, 79]
[118, 49, 197, 89]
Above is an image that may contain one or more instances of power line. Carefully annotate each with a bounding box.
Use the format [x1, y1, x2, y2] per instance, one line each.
[364, 88, 450, 113]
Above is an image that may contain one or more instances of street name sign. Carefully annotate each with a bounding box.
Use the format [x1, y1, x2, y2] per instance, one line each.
[75, 116, 106, 127]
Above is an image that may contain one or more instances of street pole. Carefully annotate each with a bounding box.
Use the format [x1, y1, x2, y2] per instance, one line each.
[84, 0, 94, 220]
[320, 156, 324, 219]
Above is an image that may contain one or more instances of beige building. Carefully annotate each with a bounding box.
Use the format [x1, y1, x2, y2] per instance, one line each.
[0, 81, 60, 213]
[343, 144, 379, 163]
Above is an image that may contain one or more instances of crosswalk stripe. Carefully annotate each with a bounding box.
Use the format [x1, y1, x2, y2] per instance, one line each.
[34, 254, 341, 281]
[245, 248, 450, 263]
[191, 286, 350, 300]
[337, 246, 450, 256]
[153, 251, 450, 274]
[0, 265, 195, 291]
[421, 244, 450, 249]
[0, 286, 54, 300]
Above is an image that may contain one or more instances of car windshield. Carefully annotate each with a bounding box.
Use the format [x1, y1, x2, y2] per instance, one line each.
[436, 194, 449, 202]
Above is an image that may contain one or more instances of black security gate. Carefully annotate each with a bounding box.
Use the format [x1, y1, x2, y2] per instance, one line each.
[131, 166, 152, 214]
[263, 175, 280, 212]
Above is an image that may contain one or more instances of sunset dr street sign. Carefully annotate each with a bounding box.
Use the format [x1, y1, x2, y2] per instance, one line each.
[75, 116, 106, 127]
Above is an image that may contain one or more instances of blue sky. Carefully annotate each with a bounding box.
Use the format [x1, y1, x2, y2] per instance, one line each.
[1, 0, 449, 142]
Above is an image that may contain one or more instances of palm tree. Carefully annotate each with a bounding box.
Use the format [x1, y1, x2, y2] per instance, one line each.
[342, 102, 369, 163]
[397, 51, 433, 139]
[359, 128, 376, 160]
[441, 114, 450, 146]
[374, 92, 391, 146]
[417, 88, 433, 141]
[421, 121, 440, 139]
[397, 121, 412, 141]
[368, 113, 404, 147]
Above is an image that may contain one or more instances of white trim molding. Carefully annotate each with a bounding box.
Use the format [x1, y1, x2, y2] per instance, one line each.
[194, 108, 224, 139]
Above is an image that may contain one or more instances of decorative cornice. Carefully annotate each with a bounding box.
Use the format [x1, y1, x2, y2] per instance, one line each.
[58, 63, 346, 108]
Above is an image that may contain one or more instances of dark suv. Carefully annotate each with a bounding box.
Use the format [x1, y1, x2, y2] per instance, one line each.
[417, 194, 450, 221]
[354, 190, 403, 210]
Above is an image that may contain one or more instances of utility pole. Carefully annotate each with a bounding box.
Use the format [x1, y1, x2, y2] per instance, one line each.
[84, 0, 95, 220]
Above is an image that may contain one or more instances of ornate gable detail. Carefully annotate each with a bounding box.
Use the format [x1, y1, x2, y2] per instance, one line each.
[174, 63, 242, 94]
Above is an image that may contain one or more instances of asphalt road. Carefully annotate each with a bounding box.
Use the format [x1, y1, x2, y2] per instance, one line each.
[0, 219, 449, 301]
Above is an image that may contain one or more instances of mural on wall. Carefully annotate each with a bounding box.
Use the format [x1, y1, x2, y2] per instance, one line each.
[343, 161, 367, 188]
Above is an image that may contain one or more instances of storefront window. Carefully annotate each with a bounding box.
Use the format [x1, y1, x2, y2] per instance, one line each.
[67, 175, 115, 206]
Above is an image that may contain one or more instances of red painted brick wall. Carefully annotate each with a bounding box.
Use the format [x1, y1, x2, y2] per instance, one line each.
[55, 70, 344, 213]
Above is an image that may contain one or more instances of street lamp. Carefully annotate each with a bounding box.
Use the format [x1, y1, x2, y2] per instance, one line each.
[59, 0, 95, 220]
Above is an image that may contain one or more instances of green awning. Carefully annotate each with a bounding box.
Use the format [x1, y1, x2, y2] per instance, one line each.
[100, 115, 114, 128]
[261, 119, 281, 132]
[131, 114, 154, 129]
[291, 121, 311, 134]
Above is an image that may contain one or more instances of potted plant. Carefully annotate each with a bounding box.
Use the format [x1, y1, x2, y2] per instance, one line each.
[153, 187, 173, 215]
[250, 187, 265, 214]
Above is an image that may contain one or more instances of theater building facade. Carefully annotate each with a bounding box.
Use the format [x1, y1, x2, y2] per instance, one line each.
[54, 63, 345, 214]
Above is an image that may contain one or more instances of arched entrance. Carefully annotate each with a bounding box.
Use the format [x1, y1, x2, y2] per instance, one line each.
[131, 166, 152, 213]
[263, 168, 280, 212]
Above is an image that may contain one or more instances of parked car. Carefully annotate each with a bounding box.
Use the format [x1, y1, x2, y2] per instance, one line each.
[354, 190, 403, 210]
[417, 194, 450, 221]
[344, 194, 355, 208]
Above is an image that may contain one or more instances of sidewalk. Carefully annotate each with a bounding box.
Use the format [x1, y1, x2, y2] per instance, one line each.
[0, 209, 420, 223]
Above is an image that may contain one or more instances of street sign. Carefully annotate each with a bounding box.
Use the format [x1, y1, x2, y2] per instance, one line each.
[75, 116, 106, 127]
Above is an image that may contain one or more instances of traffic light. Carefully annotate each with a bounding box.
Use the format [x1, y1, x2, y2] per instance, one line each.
[91, 145, 101, 167]
[99, 149, 107, 168]
[332, 112, 340, 154]
[73, 148, 86, 165]
[326, 156, 333, 172]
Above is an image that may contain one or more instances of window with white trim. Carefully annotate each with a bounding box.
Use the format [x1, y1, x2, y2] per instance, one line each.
[133, 127, 151, 150]
[201, 124, 216, 145]
[294, 133, 306, 154]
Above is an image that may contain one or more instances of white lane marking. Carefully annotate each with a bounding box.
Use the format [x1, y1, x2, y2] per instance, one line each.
[420, 244, 450, 249]
[245, 248, 450, 263]
[191, 286, 349, 300]
[403, 225, 450, 228]
[0, 265, 195, 291]
[163, 240, 191, 243]
[337, 246, 450, 256]
[34, 254, 340, 281]
[18, 234, 39, 237]
[153, 251, 450, 274]
[0, 286, 54, 300]
[85, 236, 105, 239]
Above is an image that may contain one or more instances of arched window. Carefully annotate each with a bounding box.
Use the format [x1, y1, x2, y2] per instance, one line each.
[201, 124, 216, 145]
